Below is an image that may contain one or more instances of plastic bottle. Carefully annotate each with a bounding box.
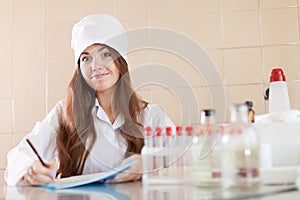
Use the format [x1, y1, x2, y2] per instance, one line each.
[183, 126, 194, 179]
[142, 126, 154, 184]
[162, 127, 173, 177]
[221, 104, 260, 189]
[155, 127, 164, 178]
[245, 101, 255, 123]
[268, 68, 290, 113]
[174, 126, 184, 179]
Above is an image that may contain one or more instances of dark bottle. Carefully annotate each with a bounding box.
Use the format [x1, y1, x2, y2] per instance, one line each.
[245, 101, 255, 123]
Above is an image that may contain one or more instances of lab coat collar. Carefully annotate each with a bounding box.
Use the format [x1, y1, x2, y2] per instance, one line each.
[94, 99, 125, 130]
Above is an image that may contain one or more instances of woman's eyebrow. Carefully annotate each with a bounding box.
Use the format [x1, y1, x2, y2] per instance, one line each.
[81, 46, 108, 56]
[97, 46, 109, 52]
[81, 52, 89, 55]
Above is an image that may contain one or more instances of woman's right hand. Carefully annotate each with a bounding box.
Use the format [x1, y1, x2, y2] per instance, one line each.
[22, 159, 58, 186]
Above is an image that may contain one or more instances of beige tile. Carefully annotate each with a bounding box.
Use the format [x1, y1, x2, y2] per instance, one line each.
[190, 86, 213, 124]
[151, 87, 184, 125]
[190, 86, 227, 124]
[261, 8, 299, 45]
[0, 51, 13, 98]
[13, 132, 27, 147]
[223, 0, 258, 11]
[14, 29, 46, 64]
[0, 99, 12, 133]
[79, 0, 114, 17]
[14, 0, 46, 30]
[129, 50, 152, 86]
[186, 49, 224, 87]
[47, 60, 74, 111]
[224, 48, 263, 85]
[13, 59, 46, 100]
[14, 95, 46, 133]
[150, 0, 184, 18]
[151, 16, 186, 34]
[183, 0, 221, 13]
[289, 82, 300, 110]
[122, 19, 149, 31]
[185, 12, 222, 49]
[226, 84, 266, 121]
[135, 88, 152, 103]
[130, 64, 152, 92]
[0, 0, 13, 27]
[299, 2, 300, 32]
[13, 64, 46, 133]
[0, 1, 13, 99]
[260, 0, 298, 9]
[47, 0, 79, 24]
[46, 0, 78, 65]
[207, 50, 225, 82]
[150, 49, 187, 79]
[144, 61, 187, 89]
[223, 11, 261, 47]
[0, 170, 5, 186]
[46, 61, 74, 112]
[14, 29, 46, 133]
[263, 45, 300, 82]
[186, 62, 208, 87]
[47, 26, 74, 62]
[0, 134, 12, 169]
[127, 49, 150, 70]
[115, 0, 149, 20]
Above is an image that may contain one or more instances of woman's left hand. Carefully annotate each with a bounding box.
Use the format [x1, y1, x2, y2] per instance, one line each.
[107, 155, 142, 183]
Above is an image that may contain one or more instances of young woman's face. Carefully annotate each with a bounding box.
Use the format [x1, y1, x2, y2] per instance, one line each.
[79, 44, 120, 93]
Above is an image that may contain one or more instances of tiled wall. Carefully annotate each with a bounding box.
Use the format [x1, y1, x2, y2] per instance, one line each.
[0, 0, 300, 185]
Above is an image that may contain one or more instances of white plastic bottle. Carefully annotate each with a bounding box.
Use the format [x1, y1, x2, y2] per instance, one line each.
[142, 126, 154, 184]
[268, 68, 290, 113]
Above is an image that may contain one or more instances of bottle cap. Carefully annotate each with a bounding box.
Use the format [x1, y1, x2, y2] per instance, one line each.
[176, 126, 182, 136]
[145, 126, 152, 137]
[201, 109, 215, 116]
[185, 126, 193, 136]
[200, 109, 216, 124]
[270, 68, 286, 82]
[245, 101, 253, 108]
[166, 127, 172, 136]
[156, 127, 162, 137]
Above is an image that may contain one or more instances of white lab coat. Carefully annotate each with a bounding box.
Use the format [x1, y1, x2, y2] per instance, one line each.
[5, 99, 175, 185]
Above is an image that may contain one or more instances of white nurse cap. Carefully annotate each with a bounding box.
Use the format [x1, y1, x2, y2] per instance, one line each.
[71, 14, 128, 64]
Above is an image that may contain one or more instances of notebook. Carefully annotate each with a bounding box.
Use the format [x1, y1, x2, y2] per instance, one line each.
[42, 159, 135, 190]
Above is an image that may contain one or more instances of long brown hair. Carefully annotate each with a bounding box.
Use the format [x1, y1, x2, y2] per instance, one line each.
[56, 45, 147, 177]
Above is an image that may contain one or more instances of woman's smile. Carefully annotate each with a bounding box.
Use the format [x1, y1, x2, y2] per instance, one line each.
[91, 72, 110, 79]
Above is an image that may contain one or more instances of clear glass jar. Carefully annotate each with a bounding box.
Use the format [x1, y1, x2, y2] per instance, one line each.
[192, 109, 222, 187]
[221, 104, 260, 189]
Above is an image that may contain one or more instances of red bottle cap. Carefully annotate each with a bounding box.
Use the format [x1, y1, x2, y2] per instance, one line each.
[145, 126, 152, 137]
[156, 127, 162, 137]
[270, 68, 286, 82]
[185, 126, 194, 136]
[166, 127, 172, 136]
[176, 126, 182, 136]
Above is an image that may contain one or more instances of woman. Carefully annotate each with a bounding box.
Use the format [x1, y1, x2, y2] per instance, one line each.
[5, 14, 174, 186]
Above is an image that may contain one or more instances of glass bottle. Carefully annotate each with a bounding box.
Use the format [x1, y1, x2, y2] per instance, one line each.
[192, 109, 222, 187]
[245, 101, 255, 123]
[221, 104, 260, 189]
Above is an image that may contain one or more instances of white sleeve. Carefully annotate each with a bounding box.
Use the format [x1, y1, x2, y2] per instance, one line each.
[4, 100, 64, 186]
[143, 104, 176, 132]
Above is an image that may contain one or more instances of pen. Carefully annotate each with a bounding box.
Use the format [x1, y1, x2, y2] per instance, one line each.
[26, 138, 46, 167]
